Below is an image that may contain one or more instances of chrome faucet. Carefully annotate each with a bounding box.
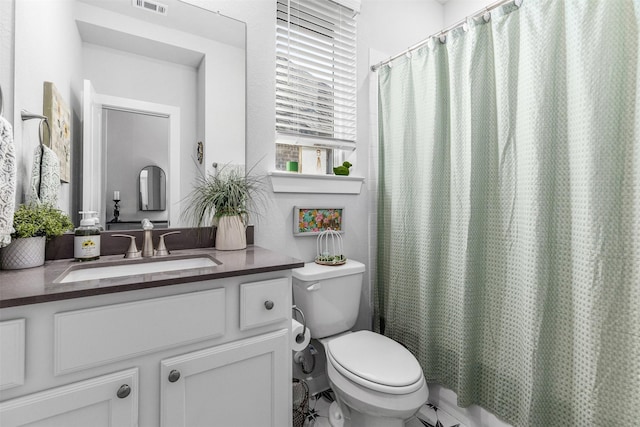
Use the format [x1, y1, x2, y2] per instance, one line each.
[141, 219, 154, 257]
[113, 220, 179, 258]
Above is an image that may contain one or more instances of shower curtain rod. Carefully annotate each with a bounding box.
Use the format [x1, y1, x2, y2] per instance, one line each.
[370, 0, 522, 72]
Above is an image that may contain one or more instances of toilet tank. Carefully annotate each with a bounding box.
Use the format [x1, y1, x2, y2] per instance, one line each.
[292, 260, 365, 339]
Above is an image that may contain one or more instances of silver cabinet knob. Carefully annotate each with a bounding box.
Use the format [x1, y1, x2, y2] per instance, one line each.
[264, 300, 274, 310]
[117, 384, 131, 399]
[168, 369, 181, 383]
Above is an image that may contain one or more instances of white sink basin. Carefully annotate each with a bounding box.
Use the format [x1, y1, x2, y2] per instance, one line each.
[56, 256, 219, 283]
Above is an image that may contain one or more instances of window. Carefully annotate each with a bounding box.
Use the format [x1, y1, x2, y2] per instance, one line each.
[275, 0, 358, 174]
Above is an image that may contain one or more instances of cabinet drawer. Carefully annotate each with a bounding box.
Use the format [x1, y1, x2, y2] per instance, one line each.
[54, 289, 225, 375]
[240, 278, 289, 330]
[0, 319, 25, 390]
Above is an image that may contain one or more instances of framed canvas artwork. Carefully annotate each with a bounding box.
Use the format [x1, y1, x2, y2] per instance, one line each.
[300, 147, 327, 175]
[294, 207, 344, 236]
[43, 81, 71, 182]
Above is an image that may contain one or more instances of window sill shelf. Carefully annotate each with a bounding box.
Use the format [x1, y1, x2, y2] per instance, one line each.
[268, 171, 364, 194]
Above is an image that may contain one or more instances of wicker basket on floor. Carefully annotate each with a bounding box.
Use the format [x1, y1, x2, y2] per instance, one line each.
[292, 378, 309, 427]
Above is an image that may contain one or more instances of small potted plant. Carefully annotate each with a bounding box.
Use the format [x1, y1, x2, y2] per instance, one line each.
[182, 165, 265, 250]
[0, 204, 74, 269]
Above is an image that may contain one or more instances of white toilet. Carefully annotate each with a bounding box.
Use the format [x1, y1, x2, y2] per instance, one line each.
[292, 260, 428, 427]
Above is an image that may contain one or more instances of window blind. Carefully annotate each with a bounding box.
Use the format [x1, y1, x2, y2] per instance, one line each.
[276, 0, 357, 148]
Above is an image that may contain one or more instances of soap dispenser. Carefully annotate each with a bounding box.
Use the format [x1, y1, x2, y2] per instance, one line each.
[75, 211, 101, 261]
[89, 211, 104, 231]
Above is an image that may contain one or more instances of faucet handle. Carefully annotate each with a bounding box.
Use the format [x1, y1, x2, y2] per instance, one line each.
[154, 231, 181, 256]
[112, 234, 142, 258]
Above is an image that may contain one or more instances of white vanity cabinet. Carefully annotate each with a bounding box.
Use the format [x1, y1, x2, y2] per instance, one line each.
[0, 273, 293, 427]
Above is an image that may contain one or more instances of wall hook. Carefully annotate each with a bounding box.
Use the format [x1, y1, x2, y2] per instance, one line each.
[197, 141, 204, 164]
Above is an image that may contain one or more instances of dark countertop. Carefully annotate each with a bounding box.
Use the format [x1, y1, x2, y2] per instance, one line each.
[0, 246, 304, 308]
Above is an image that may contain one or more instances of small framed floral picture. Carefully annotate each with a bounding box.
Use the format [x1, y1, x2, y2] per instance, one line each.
[294, 207, 344, 236]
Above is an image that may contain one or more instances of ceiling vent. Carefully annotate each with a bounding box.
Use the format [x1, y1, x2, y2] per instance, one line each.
[132, 0, 168, 16]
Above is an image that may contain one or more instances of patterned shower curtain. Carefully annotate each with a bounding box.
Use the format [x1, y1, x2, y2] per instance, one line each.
[376, 0, 639, 425]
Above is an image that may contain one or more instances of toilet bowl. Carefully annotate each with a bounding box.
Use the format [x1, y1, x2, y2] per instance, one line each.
[321, 331, 428, 427]
[292, 261, 428, 427]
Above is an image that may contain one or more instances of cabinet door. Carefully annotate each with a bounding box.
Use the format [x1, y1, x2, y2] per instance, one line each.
[0, 319, 25, 391]
[161, 329, 290, 427]
[0, 368, 138, 427]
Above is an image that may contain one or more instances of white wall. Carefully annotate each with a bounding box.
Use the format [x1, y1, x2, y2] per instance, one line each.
[443, 0, 490, 26]
[14, 0, 83, 213]
[0, 0, 14, 123]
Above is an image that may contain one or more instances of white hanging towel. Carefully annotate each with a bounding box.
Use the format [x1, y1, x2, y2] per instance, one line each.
[29, 144, 60, 206]
[0, 116, 16, 247]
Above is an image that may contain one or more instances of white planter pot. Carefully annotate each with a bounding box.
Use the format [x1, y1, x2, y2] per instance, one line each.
[0, 236, 46, 270]
[215, 216, 246, 251]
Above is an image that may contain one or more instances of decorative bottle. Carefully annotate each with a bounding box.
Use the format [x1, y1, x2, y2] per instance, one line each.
[74, 212, 100, 261]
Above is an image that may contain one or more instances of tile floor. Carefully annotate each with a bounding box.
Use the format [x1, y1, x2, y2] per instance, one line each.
[302, 391, 465, 427]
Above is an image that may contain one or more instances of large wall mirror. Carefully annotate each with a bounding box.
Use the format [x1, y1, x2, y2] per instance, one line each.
[14, 0, 246, 229]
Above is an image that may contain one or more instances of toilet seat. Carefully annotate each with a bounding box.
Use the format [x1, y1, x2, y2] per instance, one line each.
[326, 331, 425, 395]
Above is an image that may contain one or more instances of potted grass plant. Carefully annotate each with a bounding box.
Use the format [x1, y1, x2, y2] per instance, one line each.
[182, 165, 265, 250]
[0, 203, 73, 269]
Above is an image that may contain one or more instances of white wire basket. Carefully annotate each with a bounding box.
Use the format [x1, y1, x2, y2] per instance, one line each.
[315, 229, 346, 266]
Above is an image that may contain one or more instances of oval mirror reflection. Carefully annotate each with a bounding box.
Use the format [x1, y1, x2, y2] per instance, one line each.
[139, 166, 166, 211]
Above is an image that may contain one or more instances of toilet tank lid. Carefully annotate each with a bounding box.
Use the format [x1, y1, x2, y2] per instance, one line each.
[292, 259, 365, 281]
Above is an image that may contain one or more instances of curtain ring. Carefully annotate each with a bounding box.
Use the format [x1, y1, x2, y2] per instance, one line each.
[483, 9, 491, 22]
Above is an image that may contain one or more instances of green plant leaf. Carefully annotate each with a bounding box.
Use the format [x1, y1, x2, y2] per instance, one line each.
[12, 204, 74, 240]
[181, 164, 267, 229]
